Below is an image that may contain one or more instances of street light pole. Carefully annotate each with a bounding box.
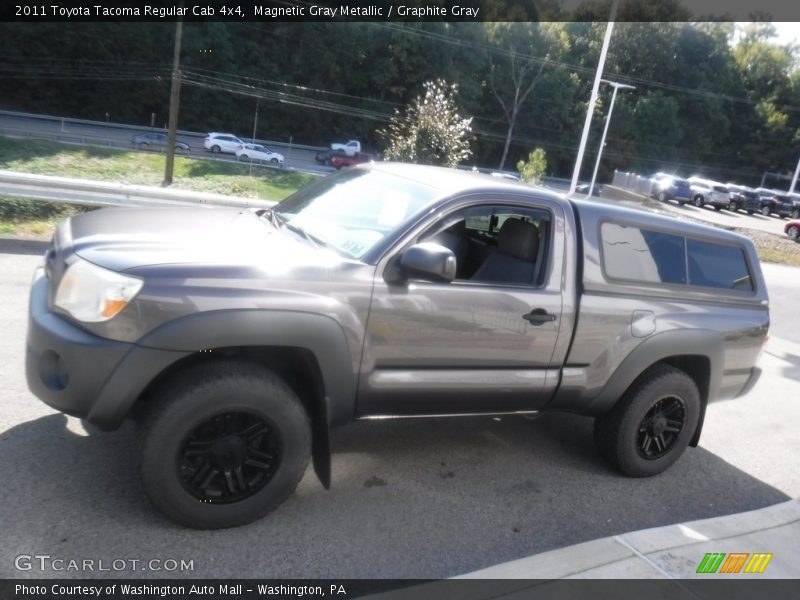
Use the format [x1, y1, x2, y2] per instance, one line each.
[569, 0, 619, 195]
[588, 80, 635, 197]
[790, 155, 800, 195]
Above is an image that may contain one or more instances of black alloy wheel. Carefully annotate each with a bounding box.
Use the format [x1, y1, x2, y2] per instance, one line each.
[636, 397, 686, 460]
[178, 411, 281, 503]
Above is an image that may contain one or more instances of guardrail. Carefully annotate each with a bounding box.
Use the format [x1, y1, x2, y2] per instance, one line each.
[0, 170, 276, 210]
[613, 170, 656, 196]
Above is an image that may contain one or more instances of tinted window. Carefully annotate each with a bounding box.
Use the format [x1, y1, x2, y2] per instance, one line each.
[601, 224, 686, 285]
[687, 240, 753, 290]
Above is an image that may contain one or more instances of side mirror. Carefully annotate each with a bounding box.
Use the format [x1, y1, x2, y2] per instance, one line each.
[385, 242, 456, 285]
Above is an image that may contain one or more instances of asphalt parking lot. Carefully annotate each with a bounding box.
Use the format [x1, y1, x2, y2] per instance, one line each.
[0, 238, 797, 579]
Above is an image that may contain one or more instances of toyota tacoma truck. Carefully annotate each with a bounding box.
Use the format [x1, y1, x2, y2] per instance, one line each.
[26, 163, 768, 529]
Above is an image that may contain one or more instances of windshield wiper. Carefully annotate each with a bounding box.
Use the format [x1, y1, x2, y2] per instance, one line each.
[254, 207, 285, 229]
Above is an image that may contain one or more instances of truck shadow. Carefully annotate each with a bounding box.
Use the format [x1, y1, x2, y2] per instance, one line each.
[0, 409, 790, 579]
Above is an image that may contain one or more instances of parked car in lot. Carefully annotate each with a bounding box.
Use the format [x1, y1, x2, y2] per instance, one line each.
[131, 132, 189, 153]
[785, 219, 800, 240]
[26, 163, 768, 529]
[652, 176, 693, 205]
[726, 184, 761, 214]
[756, 189, 797, 218]
[687, 177, 733, 210]
[329, 152, 373, 169]
[204, 132, 245, 154]
[235, 144, 284, 167]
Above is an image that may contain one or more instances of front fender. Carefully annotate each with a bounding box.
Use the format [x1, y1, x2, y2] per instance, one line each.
[88, 310, 357, 432]
[136, 309, 358, 427]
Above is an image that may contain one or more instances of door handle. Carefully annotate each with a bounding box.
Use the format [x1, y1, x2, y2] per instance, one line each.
[523, 309, 556, 325]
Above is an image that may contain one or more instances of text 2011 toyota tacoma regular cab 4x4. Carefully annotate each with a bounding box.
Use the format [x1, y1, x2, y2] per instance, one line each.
[26, 164, 768, 529]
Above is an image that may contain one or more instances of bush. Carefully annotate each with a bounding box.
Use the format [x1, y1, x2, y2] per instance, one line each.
[0, 197, 91, 221]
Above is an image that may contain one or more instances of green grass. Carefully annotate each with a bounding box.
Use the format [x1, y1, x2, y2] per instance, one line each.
[0, 135, 315, 201]
[0, 136, 317, 237]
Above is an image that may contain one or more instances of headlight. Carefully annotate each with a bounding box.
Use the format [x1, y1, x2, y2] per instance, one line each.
[54, 258, 143, 322]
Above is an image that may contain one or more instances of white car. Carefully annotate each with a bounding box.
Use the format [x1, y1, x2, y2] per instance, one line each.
[687, 176, 732, 211]
[330, 140, 361, 156]
[204, 132, 245, 154]
[235, 144, 285, 166]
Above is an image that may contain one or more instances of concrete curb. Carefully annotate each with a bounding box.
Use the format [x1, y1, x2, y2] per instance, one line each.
[455, 500, 799, 579]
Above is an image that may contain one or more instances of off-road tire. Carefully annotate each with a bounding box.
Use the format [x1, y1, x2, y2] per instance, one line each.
[593, 365, 700, 477]
[139, 360, 311, 529]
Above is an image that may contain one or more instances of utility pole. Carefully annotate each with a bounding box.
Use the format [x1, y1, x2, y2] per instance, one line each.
[588, 80, 635, 197]
[163, 16, 183, 186]
[569, 0, 619, 195]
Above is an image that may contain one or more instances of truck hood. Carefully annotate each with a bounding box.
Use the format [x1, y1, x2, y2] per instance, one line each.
[65, 207, 350, 274]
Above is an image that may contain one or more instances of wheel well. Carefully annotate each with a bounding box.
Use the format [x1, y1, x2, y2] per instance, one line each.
[133, 346, 332, 488]
[632, 355, 711, 447]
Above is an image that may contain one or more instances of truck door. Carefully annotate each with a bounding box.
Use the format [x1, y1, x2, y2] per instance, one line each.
[358, 197, 569, 417]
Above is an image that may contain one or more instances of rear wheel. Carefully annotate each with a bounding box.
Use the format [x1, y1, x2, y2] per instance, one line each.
[728, 201, 739, 212]
[270, 158, 279, 165]
[139, 361, 311, 529]
[239, 154, 249, 162]
[788, 225, 800, 240]
[211, 145, 221, 154]
[761, 205, 771, 216]
[714, 205, 722, 211]
[747, 210, 754, 215]
[594, 365, 700, 477]
[657, 191, 667, 202]
[693, 195, 704, 208]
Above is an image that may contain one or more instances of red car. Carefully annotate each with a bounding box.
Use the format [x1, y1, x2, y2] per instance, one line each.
[785, 219, 800, 241]
[329, 152, 373, 169]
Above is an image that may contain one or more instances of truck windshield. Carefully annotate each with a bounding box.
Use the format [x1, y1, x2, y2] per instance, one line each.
[275, 169, 439, 259]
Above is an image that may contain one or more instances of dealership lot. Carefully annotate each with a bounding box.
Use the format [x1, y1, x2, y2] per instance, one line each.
[0, 239, 797, 579]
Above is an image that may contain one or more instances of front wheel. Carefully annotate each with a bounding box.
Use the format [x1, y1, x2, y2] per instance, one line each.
[788, 225, 800, 240]
[761, 205, 771, 216]
[657, 191, 667, 202]
[239, 154, 249, 162]
[728, 201, 739, 212]
[693, 196, 704, 208]
[270, 158, 279, 165]
[211, 145, 221, 154]
[139, 361, 311, 529]
[792, 208, 800, 220]
[593, 365, 700, 477]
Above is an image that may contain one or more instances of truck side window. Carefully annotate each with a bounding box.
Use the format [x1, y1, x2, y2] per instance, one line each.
[422, 205, 550, 286]
[687, 239, 753, 291]
[601, 223, 686, 285]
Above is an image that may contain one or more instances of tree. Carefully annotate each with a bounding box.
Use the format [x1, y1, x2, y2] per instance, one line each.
[517, 148, 547, 183]
[379, 80, 473, 167]
[485, 23, 566, 170]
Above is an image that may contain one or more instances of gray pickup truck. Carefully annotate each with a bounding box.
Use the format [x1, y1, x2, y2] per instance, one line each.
[26, 163, 768, 529]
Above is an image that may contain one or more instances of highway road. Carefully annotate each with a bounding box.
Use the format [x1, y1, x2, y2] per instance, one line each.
[0, 239, 797, 579]
[0, 110, 335, 176]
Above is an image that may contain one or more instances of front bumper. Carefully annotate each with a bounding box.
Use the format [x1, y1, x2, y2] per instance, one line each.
[26, 268, 189, 429]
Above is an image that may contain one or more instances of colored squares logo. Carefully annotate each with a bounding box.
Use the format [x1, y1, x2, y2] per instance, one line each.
[697, 552, 773, 574]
